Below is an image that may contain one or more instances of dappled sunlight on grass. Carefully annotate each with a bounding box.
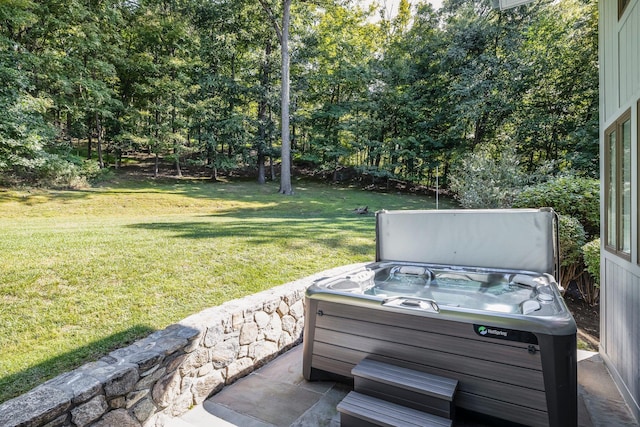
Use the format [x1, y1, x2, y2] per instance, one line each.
[0, 179, 454, 402]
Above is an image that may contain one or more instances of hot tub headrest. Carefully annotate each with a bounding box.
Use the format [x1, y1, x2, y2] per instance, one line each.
[375, 208, 558, 277]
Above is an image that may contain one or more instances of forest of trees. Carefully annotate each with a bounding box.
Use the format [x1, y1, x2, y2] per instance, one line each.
[0, 0, 602, 300]
[0, 0, 598, 189]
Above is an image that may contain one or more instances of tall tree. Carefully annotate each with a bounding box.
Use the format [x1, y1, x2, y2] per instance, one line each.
[510, 0, 598, 175]
[0, 0, 600, 186]
[259, 0, 294, 194]
[294, 2, 378, 179]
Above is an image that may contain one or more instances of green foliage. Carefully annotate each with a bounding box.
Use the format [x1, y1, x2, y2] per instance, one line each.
[512, 0, 599, 177]
[513, 175, 599, 296]
[512, 175, 599, 238]
[0, 86, 102, 187]
[576, 236, 600, 305]
[558, 215, 586, 267]
[32, 153, 85, 188]
[448, 146, 528, 209]
[558, 215, 586, 289]
[557, 215, 586, 290]
[0, 92, 86, 186]
[582, 238, 600, 285]
[0, 0, 599, 188]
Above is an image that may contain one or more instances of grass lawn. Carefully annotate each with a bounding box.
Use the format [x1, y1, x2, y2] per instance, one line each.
[0, 175, 455, 402]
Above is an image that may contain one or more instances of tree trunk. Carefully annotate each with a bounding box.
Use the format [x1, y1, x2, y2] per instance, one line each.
[278, 0, 293, 195]
[257, 41, 271, 185]
[292, 121, 296, 151]
[175, 155, 182, 176]
[258, 154, 266, 185]
[270, 156, 276, 181]
[258, 0, 291, 188]
[154, 108, 160, 178]
[269, 106, 275, 181]
[66, 113, 71, 142]
[95, 112, 104, 169]
[172, 95, 182, 177]
[207, 141, 214, 168]
[87, 131, 93, 160]
[174, 146, 182, 176]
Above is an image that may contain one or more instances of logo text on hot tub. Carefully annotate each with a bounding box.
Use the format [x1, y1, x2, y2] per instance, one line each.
[477, 325, 508, 337]
[473, 324, 539, 344]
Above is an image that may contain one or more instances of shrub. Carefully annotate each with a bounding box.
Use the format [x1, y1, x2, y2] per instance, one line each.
[558, 215, 586, 290]
[35, 153, 80, 185]
[513, 175, 599, 238]
[449, 147, 527, 209]
[582, 238, 600, 284]
[34, 153, 109, 188]
[578, 238, 600, 306]
[0, 93, 56, 180]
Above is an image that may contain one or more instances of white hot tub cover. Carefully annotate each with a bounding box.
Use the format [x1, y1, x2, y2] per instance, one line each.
[375, 208, 558, 279]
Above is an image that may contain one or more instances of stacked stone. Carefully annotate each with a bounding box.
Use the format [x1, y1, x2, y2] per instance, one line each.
[0, 323, 200, 427]
[0, 263, 365, 427]
[151, 284, 309, 422]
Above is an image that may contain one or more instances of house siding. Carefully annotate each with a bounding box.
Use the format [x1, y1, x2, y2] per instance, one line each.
[601, 259, 640, 419]
[600, 0, 640, 421]
[619, 1, 640, 108]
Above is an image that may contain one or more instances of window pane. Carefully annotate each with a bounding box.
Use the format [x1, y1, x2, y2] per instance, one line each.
[607, 131, 617, 248]
[622, 119, 631, 253]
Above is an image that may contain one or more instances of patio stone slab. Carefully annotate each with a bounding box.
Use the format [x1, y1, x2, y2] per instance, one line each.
[202, 401, 276, 427]
[178, 402, 264, 427]
[578, 352, 638, 427]
[252, 345, 335, 394]
[207, 370, 324, 426]
[165, 346, 638, 427]
[290, 382, 350, 427]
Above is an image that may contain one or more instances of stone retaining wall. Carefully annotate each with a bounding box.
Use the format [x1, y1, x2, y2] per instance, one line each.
[0, 264, 364, 427]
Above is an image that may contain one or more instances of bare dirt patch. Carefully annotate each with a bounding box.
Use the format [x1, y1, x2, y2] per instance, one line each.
[565, 293, 599, 351]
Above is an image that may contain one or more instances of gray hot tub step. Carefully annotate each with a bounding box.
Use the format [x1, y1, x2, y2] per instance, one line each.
[338, 391, 453, 427]
[351, 358, 458, 419]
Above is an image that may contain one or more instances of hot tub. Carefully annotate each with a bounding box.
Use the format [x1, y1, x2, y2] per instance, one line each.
[302, 209, 577, 427]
